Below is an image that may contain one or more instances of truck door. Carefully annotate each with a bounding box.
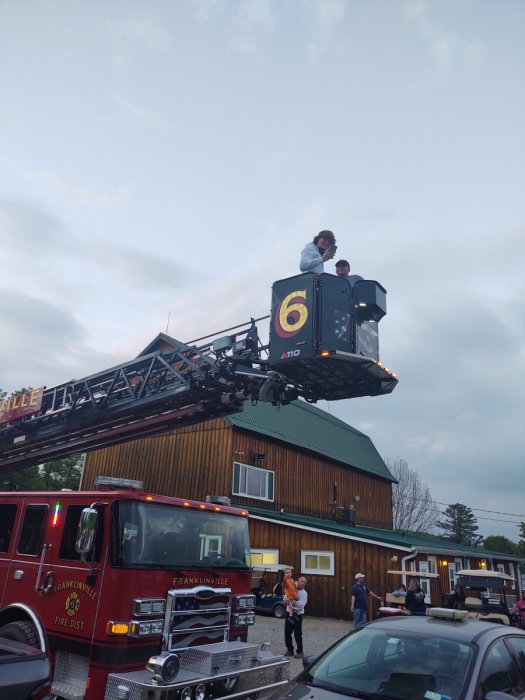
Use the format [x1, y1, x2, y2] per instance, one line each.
[0, 502, 19, 604]
[41, 501, 106, 659]
[2, 498, 105, 656]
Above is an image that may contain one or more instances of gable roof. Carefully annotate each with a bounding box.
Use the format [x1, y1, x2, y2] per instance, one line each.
[226, 399, 395, 482]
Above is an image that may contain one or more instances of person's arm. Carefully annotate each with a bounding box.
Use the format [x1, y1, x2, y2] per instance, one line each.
[369, 590, 383, 604]
[350, 594, 356, 612]
[295, 590, 307, 614]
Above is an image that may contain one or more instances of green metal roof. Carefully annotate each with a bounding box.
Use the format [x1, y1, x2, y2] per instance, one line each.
[226, 399, 395, 482]
[245, 506, 520, 561]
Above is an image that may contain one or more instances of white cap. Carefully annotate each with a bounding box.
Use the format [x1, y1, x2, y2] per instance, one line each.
[355, 573, 366, 579]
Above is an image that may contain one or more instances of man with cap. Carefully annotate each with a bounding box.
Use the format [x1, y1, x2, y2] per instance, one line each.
[351, 573, 383, 629]
[335, 259, 363, 286]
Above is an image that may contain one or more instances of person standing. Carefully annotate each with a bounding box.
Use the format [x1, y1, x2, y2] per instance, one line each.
[515, 590, 525, 626]
[300, 230, 336, 274]
[404, 578, 426, 615]
[350, 573, 383, 629]
[334, 259, 363, 286]
[284, 576, 308, 658]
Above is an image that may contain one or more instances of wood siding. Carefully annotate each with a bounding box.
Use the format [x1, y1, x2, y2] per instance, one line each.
[83, 419, 393, 530]
[249, 518, 403, 619]
[231, 429, 393, 529]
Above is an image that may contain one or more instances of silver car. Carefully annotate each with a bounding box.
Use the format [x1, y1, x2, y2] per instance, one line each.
[272, 608, 525, 700]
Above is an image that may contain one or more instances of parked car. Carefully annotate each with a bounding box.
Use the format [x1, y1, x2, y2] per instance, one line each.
[0, 633, 51, 700]
[252, 564, 291, 619]
[270, 608, 525, 700]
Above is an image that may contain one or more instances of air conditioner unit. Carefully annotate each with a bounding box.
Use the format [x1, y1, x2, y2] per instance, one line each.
[343, 508, 357, 526]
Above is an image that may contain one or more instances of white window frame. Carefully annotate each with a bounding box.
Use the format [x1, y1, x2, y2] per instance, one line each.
[464, 557, 471, 571]
[427, 556, 437, 575]
[301, 550, 334, 576]
[199, 534, 222, 558]
[232, 462, 274, 502]
[251, 549, 279, 566]
[418, 561, 431, 603]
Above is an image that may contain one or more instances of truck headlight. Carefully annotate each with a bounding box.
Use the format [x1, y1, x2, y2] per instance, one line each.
[235, 594, 256, 608]
[146, 652, 180, 684]
[233, 611, 256, 626]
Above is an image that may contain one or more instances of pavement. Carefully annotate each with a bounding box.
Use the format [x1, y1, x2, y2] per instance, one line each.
[247, 612, 350, 677]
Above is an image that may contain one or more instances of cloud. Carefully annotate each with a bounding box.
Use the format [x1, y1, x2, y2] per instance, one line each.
[0, 156, 129, 206]
[107, 13, 170, 52]
[0, 289, 118, 393]
[404, 0, 483, 73]
[307, 0, 347, 62]
[112, 93, 167, 128]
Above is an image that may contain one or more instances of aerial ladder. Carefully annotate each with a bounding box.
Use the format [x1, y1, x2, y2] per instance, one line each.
[0, 273, 398, 472]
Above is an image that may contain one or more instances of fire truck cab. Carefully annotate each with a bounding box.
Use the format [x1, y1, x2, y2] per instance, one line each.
[0, 477, 288, 700]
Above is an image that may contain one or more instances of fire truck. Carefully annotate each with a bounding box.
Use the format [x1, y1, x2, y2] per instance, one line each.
[0, 478, 286, 699]
[0, 272, 397, 699]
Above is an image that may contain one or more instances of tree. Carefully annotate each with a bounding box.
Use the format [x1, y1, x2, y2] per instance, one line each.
[387, 457, 440, 534]
[437, 503, 483, 546]
[1, 456, 83, 492]
[483, 535, 517, 555]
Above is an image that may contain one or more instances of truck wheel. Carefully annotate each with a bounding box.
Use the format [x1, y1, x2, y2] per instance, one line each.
[212, 676, 239, 696]
[0, 620, 39, 647]
[273, 604, 286, 619]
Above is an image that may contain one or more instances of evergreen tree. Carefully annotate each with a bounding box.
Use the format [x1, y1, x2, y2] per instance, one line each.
[437, 503, 483, 546]
[483, 535, 516, 555]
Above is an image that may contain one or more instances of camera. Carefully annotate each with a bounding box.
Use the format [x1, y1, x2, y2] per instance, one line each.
[328, 244, 337, 253]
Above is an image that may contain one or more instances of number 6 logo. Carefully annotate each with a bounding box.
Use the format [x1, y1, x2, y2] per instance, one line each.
[275, 290, 308, 338]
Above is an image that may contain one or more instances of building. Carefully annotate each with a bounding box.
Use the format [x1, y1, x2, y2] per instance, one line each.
[81, 334, 522, 618]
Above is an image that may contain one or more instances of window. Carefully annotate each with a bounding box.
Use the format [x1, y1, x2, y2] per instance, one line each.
[301, 550, 334, 576]
[464, 557, 471, 570]
[59, 505, 103, 562]
[0, 504, 17, 553]
[251, 549, 279, 566]
[427, 556, 437, 575]
[478, 639, 525, 698]
[232, 462, 274, 501]
[507, 637, 525, 677]
[18, 505, 48, 556]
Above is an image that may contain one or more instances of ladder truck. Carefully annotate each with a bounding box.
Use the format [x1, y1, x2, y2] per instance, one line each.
[0, 273, 397, 700]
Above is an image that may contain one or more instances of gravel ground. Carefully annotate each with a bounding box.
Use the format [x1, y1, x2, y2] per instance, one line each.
[247, 612, 350, 677]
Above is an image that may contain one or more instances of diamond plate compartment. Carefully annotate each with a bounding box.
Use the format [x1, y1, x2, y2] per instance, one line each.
[179, 641, 258, 676]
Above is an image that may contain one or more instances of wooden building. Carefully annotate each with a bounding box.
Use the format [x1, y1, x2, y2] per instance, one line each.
[81, 334, 522, 619]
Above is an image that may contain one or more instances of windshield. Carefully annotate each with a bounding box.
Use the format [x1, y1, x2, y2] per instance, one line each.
[111, 500, 251, 569]
[302, 626, 474, 700]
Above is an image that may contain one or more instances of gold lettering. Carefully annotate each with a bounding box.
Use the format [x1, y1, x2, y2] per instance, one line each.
[30, 389, 40, 406]
[20, 393, 29, 408]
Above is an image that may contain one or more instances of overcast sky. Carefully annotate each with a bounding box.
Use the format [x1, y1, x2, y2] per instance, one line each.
[1, 0, 524, 541]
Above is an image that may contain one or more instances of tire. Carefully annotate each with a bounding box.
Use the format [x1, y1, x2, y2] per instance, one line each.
[273, 604, 286, 619]
[0, 620, 39, 647]
[212, 676, 240, 696]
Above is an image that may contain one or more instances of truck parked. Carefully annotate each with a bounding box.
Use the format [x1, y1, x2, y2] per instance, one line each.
[0, 477, 288, 699]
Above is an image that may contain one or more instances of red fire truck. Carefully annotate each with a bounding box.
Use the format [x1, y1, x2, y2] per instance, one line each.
[0, 477, 287, 699]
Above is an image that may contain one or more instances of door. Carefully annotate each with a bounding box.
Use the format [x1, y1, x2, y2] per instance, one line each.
[418, 561, 431, 604]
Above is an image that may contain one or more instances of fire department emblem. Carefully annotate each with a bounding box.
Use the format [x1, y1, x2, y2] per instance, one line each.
[65, 591, 80, 617]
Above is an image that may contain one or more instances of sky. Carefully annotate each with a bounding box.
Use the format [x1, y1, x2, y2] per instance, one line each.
[1, 0, 524, 541]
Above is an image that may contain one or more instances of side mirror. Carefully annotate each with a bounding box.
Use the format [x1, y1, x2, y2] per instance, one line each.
[76, 507, 98, 554]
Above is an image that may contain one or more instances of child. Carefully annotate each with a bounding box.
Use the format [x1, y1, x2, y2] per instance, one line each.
[282, 568, 299, 620]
